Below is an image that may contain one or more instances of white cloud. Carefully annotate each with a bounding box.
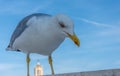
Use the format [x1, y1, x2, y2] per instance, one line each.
[0, 63, 22, 71]
[76, 17, 116, 28]
[114, 61, 120, 66]
[0, 1, 53, 15]
[97, 28, 120, 36]
[29, 2, 52, 13]
[76, 17, 120, 42]
[0, 63, 27, 76]
[52, 57, 109, 74]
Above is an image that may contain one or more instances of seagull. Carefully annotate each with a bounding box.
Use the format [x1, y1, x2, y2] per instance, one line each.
[6, 13, 80, 76]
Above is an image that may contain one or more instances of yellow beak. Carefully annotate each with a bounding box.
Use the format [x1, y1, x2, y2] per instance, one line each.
[67, 33, 80, 47]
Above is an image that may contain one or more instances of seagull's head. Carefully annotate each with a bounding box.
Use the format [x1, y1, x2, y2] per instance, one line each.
[55, 14, 80, 46]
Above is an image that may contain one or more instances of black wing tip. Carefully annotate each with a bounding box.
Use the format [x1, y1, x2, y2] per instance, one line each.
[6, 46, 21, 52]
[6, 45, 12, 51]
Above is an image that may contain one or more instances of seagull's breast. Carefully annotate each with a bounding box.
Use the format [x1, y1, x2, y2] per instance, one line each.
[13, 17, 65, 55]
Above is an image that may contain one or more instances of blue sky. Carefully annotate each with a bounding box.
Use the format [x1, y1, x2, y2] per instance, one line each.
[0, 0, 120, 76]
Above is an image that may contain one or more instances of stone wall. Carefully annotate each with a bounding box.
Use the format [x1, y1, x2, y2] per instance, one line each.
[45, 69, 120, 76]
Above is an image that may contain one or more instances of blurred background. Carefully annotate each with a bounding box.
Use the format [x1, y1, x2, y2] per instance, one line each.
[0, 0, 120, 76]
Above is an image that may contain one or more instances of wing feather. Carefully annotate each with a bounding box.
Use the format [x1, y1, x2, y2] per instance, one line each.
[7, 13, 51, 50]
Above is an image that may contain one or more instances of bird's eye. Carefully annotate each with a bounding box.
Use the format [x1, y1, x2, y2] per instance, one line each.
[59, 22, 65, 28]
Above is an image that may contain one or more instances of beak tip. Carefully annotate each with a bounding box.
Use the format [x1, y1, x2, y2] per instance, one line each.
[75, 41, 80, 47]
[67, 32, 80, 47]
[77, 43, 80, 47]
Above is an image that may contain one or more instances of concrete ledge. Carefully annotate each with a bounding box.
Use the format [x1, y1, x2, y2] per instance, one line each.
[45, 69, 120, 76]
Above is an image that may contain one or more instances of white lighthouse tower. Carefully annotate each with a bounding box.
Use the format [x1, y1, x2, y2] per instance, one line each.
[34, 61, 43, 76]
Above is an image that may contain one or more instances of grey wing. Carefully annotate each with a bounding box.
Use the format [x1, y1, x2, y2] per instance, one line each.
[7, 13, 51, 50]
